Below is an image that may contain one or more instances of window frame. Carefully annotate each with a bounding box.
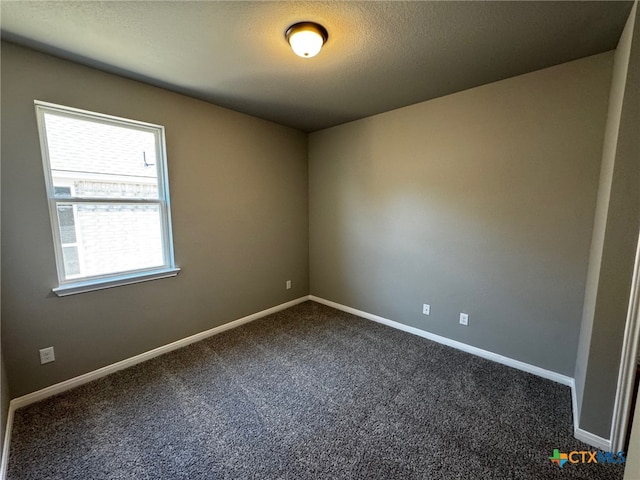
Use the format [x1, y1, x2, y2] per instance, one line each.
[35, 100, 180, 296]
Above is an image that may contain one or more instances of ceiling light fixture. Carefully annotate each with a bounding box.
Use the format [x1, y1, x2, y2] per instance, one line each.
[285, 22, 328, 58]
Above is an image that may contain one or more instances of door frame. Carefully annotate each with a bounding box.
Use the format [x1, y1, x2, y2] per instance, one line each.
[610, 231, 640, 452]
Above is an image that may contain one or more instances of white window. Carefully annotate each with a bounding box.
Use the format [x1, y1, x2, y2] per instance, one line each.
[35, 101, 179, 296]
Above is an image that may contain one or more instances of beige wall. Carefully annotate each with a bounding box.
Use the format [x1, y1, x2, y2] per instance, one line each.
[309, 53, 613, 376]
[576, 2, 640, 438]
[1, 42, 309, 397]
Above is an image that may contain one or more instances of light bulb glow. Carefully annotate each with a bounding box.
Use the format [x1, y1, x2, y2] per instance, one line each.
[285, 22, 328, 59]
[289, 30, 323, 58]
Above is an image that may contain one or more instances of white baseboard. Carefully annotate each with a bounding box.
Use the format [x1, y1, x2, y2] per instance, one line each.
[574, 428, 612, 451]
[310, 296, 573, 385]
[10, 296, 308, 411]
[309, 296, 617, 451]
[0, 405, 14, 480]
[0, 295, 309, 479]
[566, 380, 611, 449]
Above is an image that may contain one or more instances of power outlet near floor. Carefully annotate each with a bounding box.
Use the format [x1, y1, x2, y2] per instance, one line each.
[286, 280, 292, 290]
[459, 313, 469, 326]
[422, 304, 430, 315]
[39, 346, 55, 364]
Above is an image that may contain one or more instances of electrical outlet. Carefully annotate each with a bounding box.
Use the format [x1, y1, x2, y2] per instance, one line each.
[459, 313, 469, 326]
[286, 280, 292, 290]
[39, 347, 55, 364]
[422, 304, 430, 315]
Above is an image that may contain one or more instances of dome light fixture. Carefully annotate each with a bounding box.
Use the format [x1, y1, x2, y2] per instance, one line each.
[285, 22, 328, 58]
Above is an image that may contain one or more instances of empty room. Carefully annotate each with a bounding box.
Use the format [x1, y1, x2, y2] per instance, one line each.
[1, 1, 639, 479]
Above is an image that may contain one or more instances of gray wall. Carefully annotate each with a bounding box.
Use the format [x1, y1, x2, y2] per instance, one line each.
[574, 3, 637, 425]
[1, 42, 309, 397]
[576, 3, 640, 438]
[309, 53, 612, 377]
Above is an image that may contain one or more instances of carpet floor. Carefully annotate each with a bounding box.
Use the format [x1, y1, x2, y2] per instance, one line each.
[8, 301, 627, 479]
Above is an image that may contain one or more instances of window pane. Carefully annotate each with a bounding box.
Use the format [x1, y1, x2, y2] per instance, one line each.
[62, 246, 81, 276]
[54, 186, 72, 198]
[73, 203, 164, 277]
[57, 205, 77, 244]
[43, 112, 159, 199]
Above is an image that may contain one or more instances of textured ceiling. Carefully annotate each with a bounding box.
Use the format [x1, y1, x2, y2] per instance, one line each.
[0, 1, 633, 132]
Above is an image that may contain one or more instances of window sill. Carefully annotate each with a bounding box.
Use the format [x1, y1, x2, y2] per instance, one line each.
[52, 267, 181, 297]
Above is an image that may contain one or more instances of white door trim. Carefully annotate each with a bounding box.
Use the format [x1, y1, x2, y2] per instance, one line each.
[610, 230, 640, 452]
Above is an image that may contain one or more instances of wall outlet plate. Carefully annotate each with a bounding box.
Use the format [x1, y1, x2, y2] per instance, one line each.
[39, 346, 55, 364]
[286, 280, 292, 290]
[422, 304, 430, 315]
[459, 313, 469, 326]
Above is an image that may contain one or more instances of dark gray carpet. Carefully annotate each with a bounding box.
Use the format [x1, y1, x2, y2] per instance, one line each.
[8, 301, 626, 479]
